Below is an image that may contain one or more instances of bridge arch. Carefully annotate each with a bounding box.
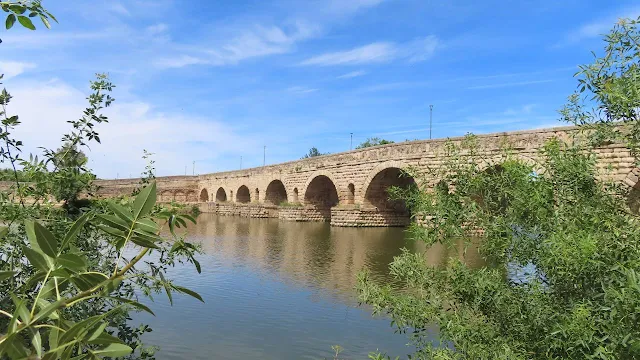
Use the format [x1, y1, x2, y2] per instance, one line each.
[236, 185, 251, 203]
[199, 188, 209, 202]
[265, 179, 287, 205]
[362, 161, 415, 211]
[215, 187, 227, 202]
[304, 171, 339, 208]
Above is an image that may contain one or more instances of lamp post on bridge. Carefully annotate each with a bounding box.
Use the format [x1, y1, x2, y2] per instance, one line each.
[429, 104, 433, 140]
[350, 132, 353, 150]
[263, 145, 266, 166]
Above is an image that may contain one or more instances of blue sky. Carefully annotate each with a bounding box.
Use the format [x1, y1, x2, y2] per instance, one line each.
[1, 0, 638, 178]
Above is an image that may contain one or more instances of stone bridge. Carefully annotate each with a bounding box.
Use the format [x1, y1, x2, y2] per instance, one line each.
[95, 126, 639, 227]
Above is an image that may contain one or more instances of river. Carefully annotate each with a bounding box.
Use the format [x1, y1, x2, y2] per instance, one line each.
[133, 214, 481, 359]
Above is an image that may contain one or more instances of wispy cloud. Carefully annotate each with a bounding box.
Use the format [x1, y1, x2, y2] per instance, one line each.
[300, 36, 438, 66]
[145, 23, 168, 36]
[155, 21, 320, 68]
[0, 61, 36, 79]
[109, 2, 130, 16]
[326, 0, 386, 15]
[564, 6, 640, 44]
[337, 70, 367, 79]
[467, 79, 553, 90]
[287, 86, 318, 94]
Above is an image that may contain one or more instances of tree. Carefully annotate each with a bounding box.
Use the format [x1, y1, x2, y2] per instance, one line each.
[356, 137, 395, 149]
[0, 4, 203, 359]
[358, 17, 640, 360]
[302, 147, 327, 159]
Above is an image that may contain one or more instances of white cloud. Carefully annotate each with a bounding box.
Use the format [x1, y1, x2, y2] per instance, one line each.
[6, 79, 260, 178]
[154, 55, 208, 69]
[155, 21, 320, 68]
[109, 3, 131, 16]
[145, 23, 168, 35]
[287, 86, 318, 94]
[565, 7, 640, 43]
[503, 104, 536, 116]
[337, 70, 367, 79]
[300, 36, 439, 66]
[0, 61, 36, 79]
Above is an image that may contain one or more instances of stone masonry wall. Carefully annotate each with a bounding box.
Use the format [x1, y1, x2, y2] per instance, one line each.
[85, 125, 640, 227]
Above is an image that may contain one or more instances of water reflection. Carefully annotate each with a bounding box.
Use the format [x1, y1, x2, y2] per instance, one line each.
[135, 214, 483, 359]
[188, 214, 483, 302]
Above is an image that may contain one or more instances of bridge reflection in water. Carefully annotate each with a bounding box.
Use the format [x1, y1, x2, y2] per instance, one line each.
[188, 214, 484, 300]
[136, 214, 484, 360]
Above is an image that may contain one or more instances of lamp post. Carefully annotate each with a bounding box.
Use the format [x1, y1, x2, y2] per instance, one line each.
[350, 132, 353, 150]
[429, 104, 433, 140]
[263, 145, 266, 166]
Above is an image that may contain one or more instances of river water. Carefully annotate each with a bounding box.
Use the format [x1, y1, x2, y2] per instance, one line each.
[133, 214, 480, 359]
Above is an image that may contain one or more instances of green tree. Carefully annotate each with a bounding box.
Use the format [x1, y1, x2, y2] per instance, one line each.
[1, 4, 203, 359]
[302, 147, 327, 159]
[358, 17, 640, 360]
[356, 137, 395, 149]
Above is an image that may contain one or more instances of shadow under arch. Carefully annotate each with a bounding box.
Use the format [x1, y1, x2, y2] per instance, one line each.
[199, 188, 209, 202]
[265, 179, 287, 205]
[215, 187, 227, 202]
[236, 185, 251, 203]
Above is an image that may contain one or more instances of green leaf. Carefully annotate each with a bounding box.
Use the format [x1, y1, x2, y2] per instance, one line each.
[59, 314, 106, 345]
[108, 201, 133, 222]
[48, 326, 59, 350]
[0, 270, 15, 281]
[107, 296, 156, 316]
[0, 226, 8, 238]
[97, 214, 131, 232]
[97, 224, 126, 238]
[29, 328, 42, 358]
[172, 284, 204, 302]
[34, 221, 58, 258]
[70, 272, 108, 291]
[23, 245, 50, 272]
[158, 272, 173, 305]
[87, 322, 107, 341]
[135, 218, 158, 233]
[132, 182, 156, 219]
[182, 214, 197, 224]
[87, 332, 124, 346]
[60, 212, 91, 251]
[8, 5, 26, 14]
[11, 294, 30, 323]
[39, 14, 50, 29]
[0, 334, 28, 359]
[35, 298, 59, 320]
[130, 235, 160, 249]
[17, 15, 35, 30]
[92, 343, 133, 358]
[57, 253, 87, 272]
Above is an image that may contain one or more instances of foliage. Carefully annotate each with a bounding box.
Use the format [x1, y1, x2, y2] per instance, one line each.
[560, 16, 640, 162]
[358, 135, 640, 359]
[302, 147, 328, 159]
[1, 8, 204, 359]
[1, 183, 203, 359]
[1, 0, 56, 38]
[132, 150, 156, 196]
[0, 168, 29, 182]
[358, 18, 640, 359]
[356, 138, 395, 149]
